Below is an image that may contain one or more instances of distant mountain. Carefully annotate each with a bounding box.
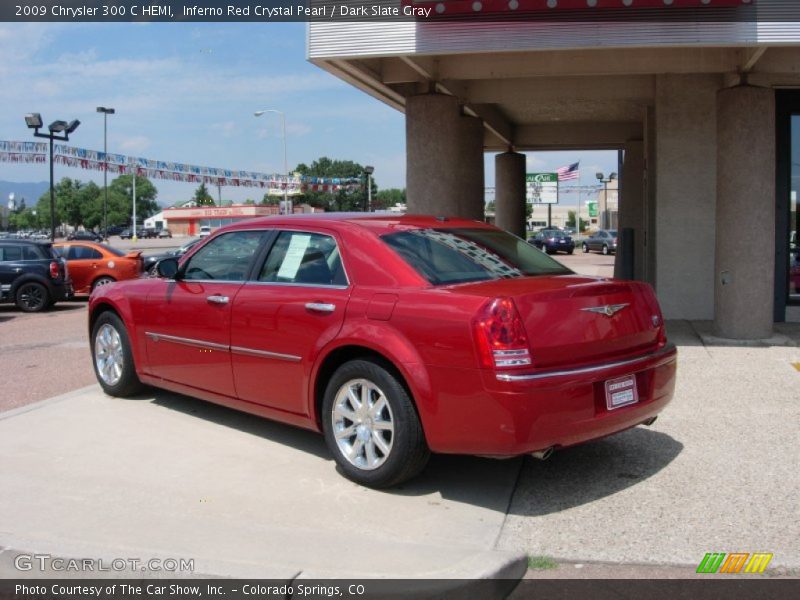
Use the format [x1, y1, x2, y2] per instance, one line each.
[0, 181, 50, 208]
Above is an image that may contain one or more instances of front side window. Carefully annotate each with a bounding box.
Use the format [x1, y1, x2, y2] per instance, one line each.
[182, 230, 266, 281]
[382, 228, 571, 286]
[258, 231, 346, 286]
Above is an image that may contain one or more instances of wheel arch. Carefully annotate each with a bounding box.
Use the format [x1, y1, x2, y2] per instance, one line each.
[10, 273, 52, 297]
[310, 342, 431, 437]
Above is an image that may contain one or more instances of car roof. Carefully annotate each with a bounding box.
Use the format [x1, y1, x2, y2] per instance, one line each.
[221, 213, 492, 236]
[0, 239, 51, 246]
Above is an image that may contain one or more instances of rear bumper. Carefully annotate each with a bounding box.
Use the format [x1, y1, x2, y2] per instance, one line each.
[421, 344, 677, 456]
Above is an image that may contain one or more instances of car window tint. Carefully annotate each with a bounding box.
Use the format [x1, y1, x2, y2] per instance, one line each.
[0, 246, 22, 261]
[382, 228, 571, 286]
[67, 246, 102, 260]
[182, 230, 266, 281]
[99, 244, 126, 257]
[22, 246, 44, 260]
[258, 231, 345, 286]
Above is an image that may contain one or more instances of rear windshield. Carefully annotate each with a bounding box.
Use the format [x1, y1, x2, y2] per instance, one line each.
[382, 228, 572, 285]
[99, 244, 126, 257]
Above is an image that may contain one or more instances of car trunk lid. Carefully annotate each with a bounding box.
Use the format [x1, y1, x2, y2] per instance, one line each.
[455, 274, 663, 369]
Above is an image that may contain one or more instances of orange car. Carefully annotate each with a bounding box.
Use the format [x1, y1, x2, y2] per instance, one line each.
[53, 241, 143, 295]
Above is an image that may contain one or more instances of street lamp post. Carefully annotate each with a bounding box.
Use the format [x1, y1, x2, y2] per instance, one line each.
[97, 107, 115, 240]
[363, 165, 374, 212]
[129, 162, 138, 242]
[24, 113, 80, 241]
[595, 171, 618, 230]
[254, 109, 289, 214]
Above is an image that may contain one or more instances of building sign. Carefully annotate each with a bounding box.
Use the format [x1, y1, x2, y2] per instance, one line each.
[163, 205, 275, 219]
[586, 200, 598, 218]
[526, 173, 558, 205]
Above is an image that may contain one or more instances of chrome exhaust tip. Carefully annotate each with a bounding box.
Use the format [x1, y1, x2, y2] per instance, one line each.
[643, 416, 658, 426]
[531, 447, 554, 461]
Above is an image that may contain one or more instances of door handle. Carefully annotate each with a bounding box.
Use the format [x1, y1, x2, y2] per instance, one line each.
[305, 302, 335, 313]
[207, 295, 229, 305]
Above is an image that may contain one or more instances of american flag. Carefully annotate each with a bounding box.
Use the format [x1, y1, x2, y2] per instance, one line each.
[557, 162, 580, 182]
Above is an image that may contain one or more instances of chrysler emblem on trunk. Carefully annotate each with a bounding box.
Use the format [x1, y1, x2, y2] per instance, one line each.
[581, 303, 629, 317]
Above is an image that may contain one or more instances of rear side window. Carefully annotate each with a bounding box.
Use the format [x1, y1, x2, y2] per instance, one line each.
[67, 246, 103, 260]
[0, 245, 45, 261]
[182, 230, 266, 281]
[382, 228, 571, 285]
[258, 231, 346, 286]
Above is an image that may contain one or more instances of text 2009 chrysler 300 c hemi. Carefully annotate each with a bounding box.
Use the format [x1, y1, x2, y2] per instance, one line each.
[88, 214, 676, 488]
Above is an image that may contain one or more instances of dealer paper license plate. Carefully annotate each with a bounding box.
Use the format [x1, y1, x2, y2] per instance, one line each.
[605, 374, 639, 410]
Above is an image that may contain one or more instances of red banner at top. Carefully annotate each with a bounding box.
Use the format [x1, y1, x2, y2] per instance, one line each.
[405, 0, 752, 19]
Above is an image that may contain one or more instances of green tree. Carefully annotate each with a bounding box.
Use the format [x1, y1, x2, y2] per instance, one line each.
[294, 157, 374, 212]
[566, 210, 589, 232]
[107, 174, 159, 227]
[193, 182, 215, 206]
[374, 188, 405, 210]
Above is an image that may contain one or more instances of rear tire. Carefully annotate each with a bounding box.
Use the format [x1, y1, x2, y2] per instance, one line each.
[91, 276, 115, 292]
[602, 244, 610, 255]
[322, 359, 430, 488]
[91, 311, 144, 397]
[15, 282, 50, 313]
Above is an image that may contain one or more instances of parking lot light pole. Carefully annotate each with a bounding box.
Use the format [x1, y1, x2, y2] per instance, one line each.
[25, 113, 80, 241]
[254, 109, 290, 214]
[97, 107, 115, 240]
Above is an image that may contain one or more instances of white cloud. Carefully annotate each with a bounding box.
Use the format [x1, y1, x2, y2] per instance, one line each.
[526, 155, 547, 169]
[119, 136, 151, 153]
[210, 121, 238, 138]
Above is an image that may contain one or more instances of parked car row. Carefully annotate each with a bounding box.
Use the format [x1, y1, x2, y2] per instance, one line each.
[119, 228, 171, 239]
[1, 236, 198, 312]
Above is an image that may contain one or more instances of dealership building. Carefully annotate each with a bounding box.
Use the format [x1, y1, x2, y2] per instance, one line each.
[308, 0, 800, 339]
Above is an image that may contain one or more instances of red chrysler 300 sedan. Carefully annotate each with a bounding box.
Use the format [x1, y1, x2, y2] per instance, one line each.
[87, 214, 677, 488]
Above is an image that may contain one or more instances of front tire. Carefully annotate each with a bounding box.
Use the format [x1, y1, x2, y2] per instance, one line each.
[15, 282, 50, 313]
[322, 359, 430, 488]
[91, 311, 144, 397]
[582, 243, 589, 253]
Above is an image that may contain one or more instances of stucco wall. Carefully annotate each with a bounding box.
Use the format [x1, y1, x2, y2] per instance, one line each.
[655, 74, 721, 320]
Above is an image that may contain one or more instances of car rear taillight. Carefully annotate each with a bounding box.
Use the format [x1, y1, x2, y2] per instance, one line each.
[49, 261, 60, 279]
[473, 297, 532, 369]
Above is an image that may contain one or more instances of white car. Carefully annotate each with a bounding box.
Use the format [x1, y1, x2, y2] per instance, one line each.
[199, 226, 212, 238]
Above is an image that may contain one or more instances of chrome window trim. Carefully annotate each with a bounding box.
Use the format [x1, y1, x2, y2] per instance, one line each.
[244, 281, 349, 291]
[230, 346, 302, 362]
[496, 343, 676, 382]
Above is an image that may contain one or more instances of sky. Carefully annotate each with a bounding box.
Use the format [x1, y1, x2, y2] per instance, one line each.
[0, 22, 619, 208]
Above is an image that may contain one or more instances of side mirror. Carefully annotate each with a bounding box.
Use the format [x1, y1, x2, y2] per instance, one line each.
[155, 257, 180, 279]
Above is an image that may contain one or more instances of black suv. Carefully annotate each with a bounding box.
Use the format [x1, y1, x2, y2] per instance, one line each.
[0, 240, 73, 312]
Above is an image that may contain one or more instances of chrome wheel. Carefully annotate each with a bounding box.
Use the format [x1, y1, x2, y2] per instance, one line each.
[92, 276, 114, 291]
[94, 323, 124, 386]
[332, 378, 394, 471]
